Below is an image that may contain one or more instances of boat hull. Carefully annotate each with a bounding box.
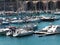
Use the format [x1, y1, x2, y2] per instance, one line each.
[0, 31, 8, 35]
[13, 31, 33, 37]
[41, 19, 55, 22]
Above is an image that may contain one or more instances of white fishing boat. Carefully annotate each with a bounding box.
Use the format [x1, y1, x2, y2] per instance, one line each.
[13, 28, 34, 37]
[35, 25, 60, 37]
[54, 11, 60, 15]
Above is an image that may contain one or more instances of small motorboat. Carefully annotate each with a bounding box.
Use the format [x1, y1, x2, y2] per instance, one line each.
[54, 11, 60, 15]
[23, 24, 37, 31]
[0, 17, 6, 21]
[35, 25, 60, 37]
[10, 19, 24, 24]
[26, 17, 40, 22]
[13, 28, 34, 37]
[10, 17, 18, 21]
[2, 21, 9, 25]
[40, 16, 59, 21]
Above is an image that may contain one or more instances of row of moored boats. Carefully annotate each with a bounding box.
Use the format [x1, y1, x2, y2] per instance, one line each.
[0, 24, 60, 37]
[0, 15, 60, 25]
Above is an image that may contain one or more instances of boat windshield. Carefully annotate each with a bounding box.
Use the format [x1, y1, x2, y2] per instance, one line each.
[41, 30, 47, 32]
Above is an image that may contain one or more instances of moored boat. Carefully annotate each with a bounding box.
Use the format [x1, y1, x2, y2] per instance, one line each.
[23, 24, 37, 31]
[54, 11, 60, 15]
[25, 16, 41, 23]
[35, 25, 60, 37]
[10, 19, 24, 24]
[13, 28, 34, 37]
[40, 16, 59, 21]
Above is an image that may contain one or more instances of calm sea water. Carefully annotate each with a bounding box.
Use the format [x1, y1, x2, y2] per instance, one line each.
[0, 13, 60, 45]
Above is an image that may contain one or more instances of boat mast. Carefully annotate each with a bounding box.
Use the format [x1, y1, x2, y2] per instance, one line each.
[35, 0, 37, 13]
[39, 0, 41, 15]
[50, 0, 53, 15]
[17, 0, 21, 27]
[17, 0, 19, 19]
[39, 0, 41, 13]
[54, 0, 56, 12]
[50, 0, 54, 16]
[4, 0, 5, 15]
[11, 1, 14, 12]
[46, 0, 48, 15]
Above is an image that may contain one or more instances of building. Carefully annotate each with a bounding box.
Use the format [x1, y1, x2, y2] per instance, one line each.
[0, 0, 17, 11]
[0, 0, 60, 12]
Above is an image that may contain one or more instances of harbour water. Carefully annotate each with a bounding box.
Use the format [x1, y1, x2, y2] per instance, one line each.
[0, 13, 60, 45]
